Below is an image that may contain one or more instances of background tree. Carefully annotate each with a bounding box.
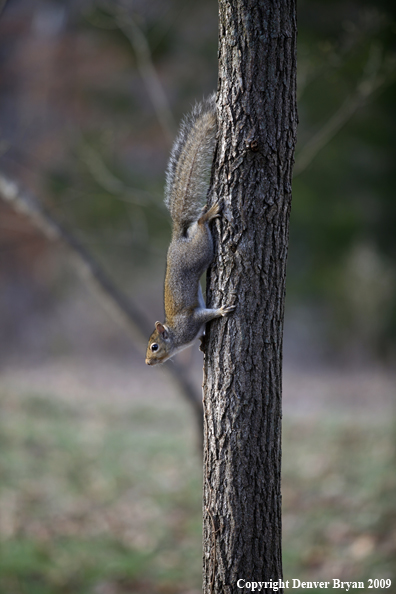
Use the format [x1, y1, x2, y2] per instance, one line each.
[202, 0, 297, 590]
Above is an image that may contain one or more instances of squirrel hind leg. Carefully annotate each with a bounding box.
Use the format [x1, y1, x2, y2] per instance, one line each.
[198, 202, 220, 225]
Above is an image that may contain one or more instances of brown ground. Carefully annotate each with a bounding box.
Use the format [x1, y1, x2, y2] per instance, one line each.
[1, 353, 394, 419]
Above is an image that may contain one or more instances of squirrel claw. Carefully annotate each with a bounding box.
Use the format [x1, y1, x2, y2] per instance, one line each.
[199, 202, 220, 224]
[219, 304, 236, 317]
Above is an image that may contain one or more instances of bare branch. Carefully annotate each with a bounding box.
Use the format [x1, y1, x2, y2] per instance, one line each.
[294, 93, 362, 177]
[79, 142, 164, 208]
[117, 14, 176, 142]
[0, 172, 203, 434]
[294, 43, 395, 176]
[0, 0, 8, 17]
[95, 2, 176, 142]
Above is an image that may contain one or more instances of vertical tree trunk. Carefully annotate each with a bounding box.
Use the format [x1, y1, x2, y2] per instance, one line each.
[202, 1, 297, 592]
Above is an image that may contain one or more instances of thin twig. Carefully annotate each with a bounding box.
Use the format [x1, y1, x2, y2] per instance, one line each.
[119, 15, 175, 141]
[294, 44, 395, 176]
[294, 92, 363, 176]
[100, 4, 176, 142]
[0, 0, 8, 17]
[79, 143, 164, 208]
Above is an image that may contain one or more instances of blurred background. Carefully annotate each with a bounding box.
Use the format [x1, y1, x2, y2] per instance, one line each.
[0, 0, 395, 592]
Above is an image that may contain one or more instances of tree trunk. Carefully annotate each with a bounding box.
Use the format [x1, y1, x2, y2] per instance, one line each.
[202, 0, 297, 592]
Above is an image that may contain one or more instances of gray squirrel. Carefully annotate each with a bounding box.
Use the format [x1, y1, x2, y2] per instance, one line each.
[145, 94, 235, 366]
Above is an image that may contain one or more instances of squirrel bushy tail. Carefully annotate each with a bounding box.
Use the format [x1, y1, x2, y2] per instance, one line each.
[165, 93, 216, 233]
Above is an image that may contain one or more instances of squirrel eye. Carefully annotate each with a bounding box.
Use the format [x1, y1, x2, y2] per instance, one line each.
[151, 343, 159, 352]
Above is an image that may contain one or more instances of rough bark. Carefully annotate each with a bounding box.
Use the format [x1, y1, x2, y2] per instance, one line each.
[202, 1, 297, 592]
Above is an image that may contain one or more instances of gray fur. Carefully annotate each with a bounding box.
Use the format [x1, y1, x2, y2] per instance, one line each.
[165, 93, 216, 231]
[145, 94, 236, 366]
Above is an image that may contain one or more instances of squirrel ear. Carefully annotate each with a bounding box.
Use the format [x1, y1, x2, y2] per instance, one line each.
[155, 322, 169, 339]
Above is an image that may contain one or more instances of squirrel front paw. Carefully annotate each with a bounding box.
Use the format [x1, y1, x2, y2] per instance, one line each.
[218, 304, 236, 317]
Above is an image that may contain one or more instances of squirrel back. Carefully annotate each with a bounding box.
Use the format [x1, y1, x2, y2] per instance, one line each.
[165, 93, 216, 233]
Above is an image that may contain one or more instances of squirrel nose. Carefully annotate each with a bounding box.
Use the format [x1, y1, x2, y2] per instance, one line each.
[145, 358, 152, 365]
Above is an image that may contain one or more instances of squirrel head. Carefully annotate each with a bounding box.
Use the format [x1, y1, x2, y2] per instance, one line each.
[145, 321, 173, 365]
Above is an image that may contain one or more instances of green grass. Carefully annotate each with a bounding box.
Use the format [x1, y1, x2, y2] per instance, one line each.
[0, 390, 394, 593]
[282, 420, 396, 591]
[0, 392, 202, 593]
